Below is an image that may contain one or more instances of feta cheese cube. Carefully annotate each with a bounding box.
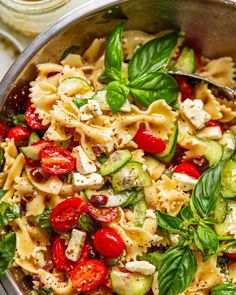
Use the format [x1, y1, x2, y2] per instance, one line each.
[172, 172, 198, 191]
[88, 100, 102, 116]
[197, 126, 222, 140]
[125, 261, 156, 275]
[73, 172, 104, 190]
[72, 146, 97, 174]
[145, 209, 156, 219]
[181, 99, 211, 129]
[66, 229, 86, 261]
[80, 104, 93, 121]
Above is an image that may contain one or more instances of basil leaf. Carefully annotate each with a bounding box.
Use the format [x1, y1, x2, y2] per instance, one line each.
[0, 189, 8, 200]
[13, 114, 26, 126]
[99, 24, 124, 83]
[0, 232, 16, 276]
[156, 210, 182, 233]
[211, 283, 236, 295]
[181, 205, 193, 220]
[197, 224, 219, 260]
[78, 213, 99, 233]
[31, 287, 54, 295]
[34, 209, 52, 229]
[142, 252, 163, 270]
[129, 72, 179, 106]
[0, 202, 20, 227]
[191, 161, 224, 217]
[61, 45, 80, 60]
[158, 246, 197, 295]
[73, 97, 88, 108]
[106, 81, 129, 113]
[128, 32, 179, 81]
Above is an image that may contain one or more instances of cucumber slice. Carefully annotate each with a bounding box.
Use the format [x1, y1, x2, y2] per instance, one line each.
[57, 77, 92, 96]
[84, 188, 130, 207]
[112, 161, 152, 192]
[110, 268, 153, 295]
[173, 46, 197, 74]
[154, 123, 178, 163]
[133, 199, 147, 227]
[204, 140, 223, 166]
[214, 202, 236, 236]
[20, 141, 51, 161]
[28, 132, 40, 145]
[221, 160, 236, 198]
[100, 150, 132, 176]
[210, 195, 228, 224]
[219, 131, 236, 160]
[143, 156, 165, 180]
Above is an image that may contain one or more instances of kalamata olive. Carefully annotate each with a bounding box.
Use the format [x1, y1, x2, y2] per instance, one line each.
[90, 194, 108, 206]
[30, 167, 49, 182]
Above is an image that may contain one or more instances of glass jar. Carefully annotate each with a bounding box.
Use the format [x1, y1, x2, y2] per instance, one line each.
[0, 0, 80, 37]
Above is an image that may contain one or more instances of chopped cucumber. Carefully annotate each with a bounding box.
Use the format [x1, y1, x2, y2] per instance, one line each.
[221, 160, 236, 198]
[20, 141, 50, 161]
[100, 150, 132, 176]
[154, 123, 178, 163]
[204, 140, 223, 166]
[28, 132, 40, 145]
[173, 46, 197, 74]
[110, 268, 153, 295]
[214, 202, 236, 236]
[112, 161, 152, 192]
[143, 156, 165, 180]
[219, 131, 236, 160]
[84, 188, 130, 207]
[210, 195, 228, 224]
[133, 199, 147, 227]
[57, 77, 92, 96]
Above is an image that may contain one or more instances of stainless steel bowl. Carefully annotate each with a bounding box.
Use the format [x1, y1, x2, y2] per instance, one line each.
[1, 0, 236, 293]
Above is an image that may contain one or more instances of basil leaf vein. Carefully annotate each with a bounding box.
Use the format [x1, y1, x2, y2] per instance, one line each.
[211, 283, 236, 295]
[0, 232, 16, 276]
[34, 209, 52, 229]
[156, 210, 182, 233]
[106, 81, 129, 113]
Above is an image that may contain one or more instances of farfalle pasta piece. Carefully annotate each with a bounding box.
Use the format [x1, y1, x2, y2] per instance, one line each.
[61, 53, 84, 68]
[83, 38, 106, 63]
[195, 83, 222, 120]
[179, 134, 209, 160]
[198, 57, 236, 87]
[217, 98, 236, 123]
[1, 138, 18, 172]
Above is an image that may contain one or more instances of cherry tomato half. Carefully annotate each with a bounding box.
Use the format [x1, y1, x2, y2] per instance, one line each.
[50, 198, 88, 232]
[41, 147, 76, 175]
[51, 236, 76, 272]
[175, 76, 193, 101]
[94, 228, 124, 258]
[174, 162, 201, 179]
[79, 245, 96, 262]
[70, 259, 108, 292]
[8, 126, 31, 144]
[87, 202, 118, 223]
[0, 123, 9, 139]
[133, 128, 166, 154]
[25, 99, 49, 130]
[206, 120, 224, 133]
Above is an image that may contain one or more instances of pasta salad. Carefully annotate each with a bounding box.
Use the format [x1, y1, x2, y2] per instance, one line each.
[0, 24, 236, 295]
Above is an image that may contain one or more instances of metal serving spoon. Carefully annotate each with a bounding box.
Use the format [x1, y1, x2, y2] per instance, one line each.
[168, 71, 236, 101]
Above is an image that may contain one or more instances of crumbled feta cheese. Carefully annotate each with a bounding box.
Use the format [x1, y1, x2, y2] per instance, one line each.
[66, 229, 86, 261]
[72, 146, 97, 174]
[146, 209, 156, 219]
[181, 99, 211, 129]
[172, 172, 198, 191]
[125, 261, 156, 275]
[197, 126, 222, 140]
[169, 234, 179, 246]
[73, 172, 104, 190]
[79, 99, 102, 121]
[88, 99, 102, 116]
[80, 104, 94, 121]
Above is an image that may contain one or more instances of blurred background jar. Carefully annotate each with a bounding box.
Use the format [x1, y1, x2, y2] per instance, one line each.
[0, 0, 81, 36]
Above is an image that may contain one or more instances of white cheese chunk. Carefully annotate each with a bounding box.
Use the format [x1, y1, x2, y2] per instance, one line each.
[73, 172, 104, 190]
[65, 229, 86, 261]
[94, 90, 110, 111]
[172, 172, 198, 191]
[219, 134, 235, 151]
[80, 104, 94, 121]
[181, 99, 211, 129]
[88, 99, 102, 116]
[197, 126, 222, 140]
[72, 146, 97, 174]
[145, 209, 156, 219]
[125, 261, 156, 276]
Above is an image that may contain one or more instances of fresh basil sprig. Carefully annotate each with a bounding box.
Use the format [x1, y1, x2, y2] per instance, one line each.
[0, 202, 20, 228]
[156, 210, 182, 233]
[34, 209, 52, 229]
[78, 213, 99, 233]
[138, 252, 163, 270]
[0, 189, 8, 200]
[106, 81, 129, 113]
[211, 283, 236, 295]
[158, 246, 197, 295]
[0, 232, 16, 276]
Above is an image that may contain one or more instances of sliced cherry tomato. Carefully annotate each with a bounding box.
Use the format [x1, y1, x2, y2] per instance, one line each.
[25, 99, 49, 130]
[94, 228, 124, 258]
[174, 162, 201, 179]
[70, 259, 108, 292]
[41, 147, 76, 175]
[51, 236, 76, 272]
[175, 76, 193, 101]
[0, 123, 9, 139]
[25, 158, 40, 167]
[79, 245, 96, 262]
[8, 126, 31, 144]
[133, 128, 166, 154]
[206, 120, 224, 133]
[224, 245, 236, 259]
[87, 202, 117, 223]
[50, 197, 88, 232]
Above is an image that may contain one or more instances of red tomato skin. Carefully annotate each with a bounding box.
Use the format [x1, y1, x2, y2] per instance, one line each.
[174, 162, 201, 179]
[0, 123, 9, 139]
[50, 197, 88, 232]
[8, 126, 31, 143]
[70, 260, 108, 292]
[79, 245, 96, 262]
[206, 120, 224, 133]
[224, 252, 236, 259]
[41, 147, 76, 175]
[175, 76, 193, 101]
[87, 203, 118, 223]
[133, 128, 166, 154]
[25, 99, 49, 130]
[25, 158, 40, 167]
[94, 228, 124, 258]
[51, 236, 76, 272]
